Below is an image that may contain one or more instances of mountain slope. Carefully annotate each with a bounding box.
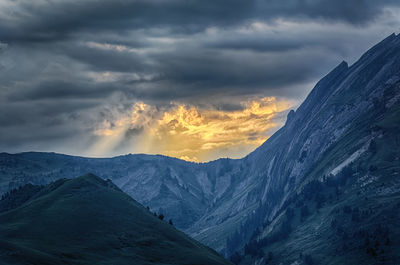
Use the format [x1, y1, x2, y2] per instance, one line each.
[0, 153, 209, 230]
[0, 152, 238, 231]
[235, 78, 400, 264]
[187, 33, 400, 254]
[0, 33, 399, 258]
[0, 174, 232, 265]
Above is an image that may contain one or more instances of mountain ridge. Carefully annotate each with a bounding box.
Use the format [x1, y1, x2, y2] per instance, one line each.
[0, 33, 399, 261]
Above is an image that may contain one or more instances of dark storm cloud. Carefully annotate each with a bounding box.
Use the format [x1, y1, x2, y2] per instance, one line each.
[0, 0, 253, 43]
[7, 81, 116, 101]
[62, 43, 151, 73]
[1, 0, 399, 43]
[127, 48, 325, 102]
[0, 99, 97, 150]
[0, 0, 400, 155]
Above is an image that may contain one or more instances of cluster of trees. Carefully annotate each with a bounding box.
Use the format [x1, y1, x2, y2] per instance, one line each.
[230, 144, 396, 265]
[324, 164, 354, 190]
[0, 183, 43, 213]
[229, 164, 357, 263]
[229, 252, 241, 264]
[294, 164, 354, 215]
[343, 223, 391, 262]
[331, 205, 392, 263]
[304, 254, 314, 265]
[239, 206, 295, 262]
[217, 158, 233, 176]
[146, 206, 173, 226]
[363, 224, 391, 263]
[226, 201, 270, 257]
[229, 249, 273, 265]
[226, 186, 285, 259]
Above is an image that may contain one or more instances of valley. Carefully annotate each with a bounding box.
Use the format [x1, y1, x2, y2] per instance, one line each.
[1, 33, 400, 264]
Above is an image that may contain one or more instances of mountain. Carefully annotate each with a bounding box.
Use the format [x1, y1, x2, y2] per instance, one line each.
[228, 34, 400, 264]
[0, 153, 211, 230]
[235, 98, 400, 265]
[0, 174, 232, 265]
[0, 152, 237, 231]
[189, 32, 400, 257]
[1, 33, 400, 263]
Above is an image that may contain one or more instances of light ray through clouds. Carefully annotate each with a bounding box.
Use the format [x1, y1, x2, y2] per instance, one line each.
[1, 1, 400, 159]
[89, 97, 294, 162]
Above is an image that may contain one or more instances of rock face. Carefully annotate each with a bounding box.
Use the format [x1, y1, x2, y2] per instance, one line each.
[234, 34, 400, 264]
[1, 33, 400, 257]
[192, 32, 400, 254]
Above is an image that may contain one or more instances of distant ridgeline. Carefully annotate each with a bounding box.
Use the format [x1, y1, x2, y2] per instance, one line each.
[0, 34, 400, 264]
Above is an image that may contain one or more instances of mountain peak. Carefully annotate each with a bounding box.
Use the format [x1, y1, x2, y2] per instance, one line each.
[78, 173, 102, 181]
[285, 109, 295, 125]
[339, 60, 348, 68]
[68, 173, 122, 193]
[77, 173, 111, 185]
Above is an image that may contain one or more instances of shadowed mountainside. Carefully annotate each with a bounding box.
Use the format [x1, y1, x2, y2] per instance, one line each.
[0, 174, 232, 265]
[0, 34, 400, 262]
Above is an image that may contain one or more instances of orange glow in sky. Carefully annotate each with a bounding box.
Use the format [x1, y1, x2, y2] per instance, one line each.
[89, 97, 293, 162]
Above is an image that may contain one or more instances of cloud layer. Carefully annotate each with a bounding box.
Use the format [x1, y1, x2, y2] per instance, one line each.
[90, 97, 292, 161]
[0, 0, 399, 160]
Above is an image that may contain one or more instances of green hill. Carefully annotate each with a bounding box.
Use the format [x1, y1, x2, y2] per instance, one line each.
[0, 174, 232, 265]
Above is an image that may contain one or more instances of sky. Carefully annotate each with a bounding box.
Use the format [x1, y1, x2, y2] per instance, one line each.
[0, 0, 400, 162]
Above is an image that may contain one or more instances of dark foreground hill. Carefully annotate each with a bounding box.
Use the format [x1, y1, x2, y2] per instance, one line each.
[0, 174, 232, 265]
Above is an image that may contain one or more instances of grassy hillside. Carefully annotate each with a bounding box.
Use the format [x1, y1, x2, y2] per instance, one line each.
[0, 174, 232, 265]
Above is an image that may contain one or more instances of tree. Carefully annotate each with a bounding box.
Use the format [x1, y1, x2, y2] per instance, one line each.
[244, 240, 262, 257]
[342, 243, 348, 251]
[369, 165, 378, 172]
[351, 207, 360, 222]
[315, 193, 326, 209]
[342, 165, 354, 179]
[343, 205, 352, 214]
[301, 205, 309, 219]
[226, 229, 241, 257]
[330, 218, 338, 228]
[230, 252, 241, 264]
[304, 254, 314, 265]
[267, 251, 273, 261]
[279, 219, 292, 239]
[285, 207, 295, 220]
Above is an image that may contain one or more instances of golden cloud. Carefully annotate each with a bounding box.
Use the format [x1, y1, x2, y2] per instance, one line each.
[89, 97, 293, 162]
